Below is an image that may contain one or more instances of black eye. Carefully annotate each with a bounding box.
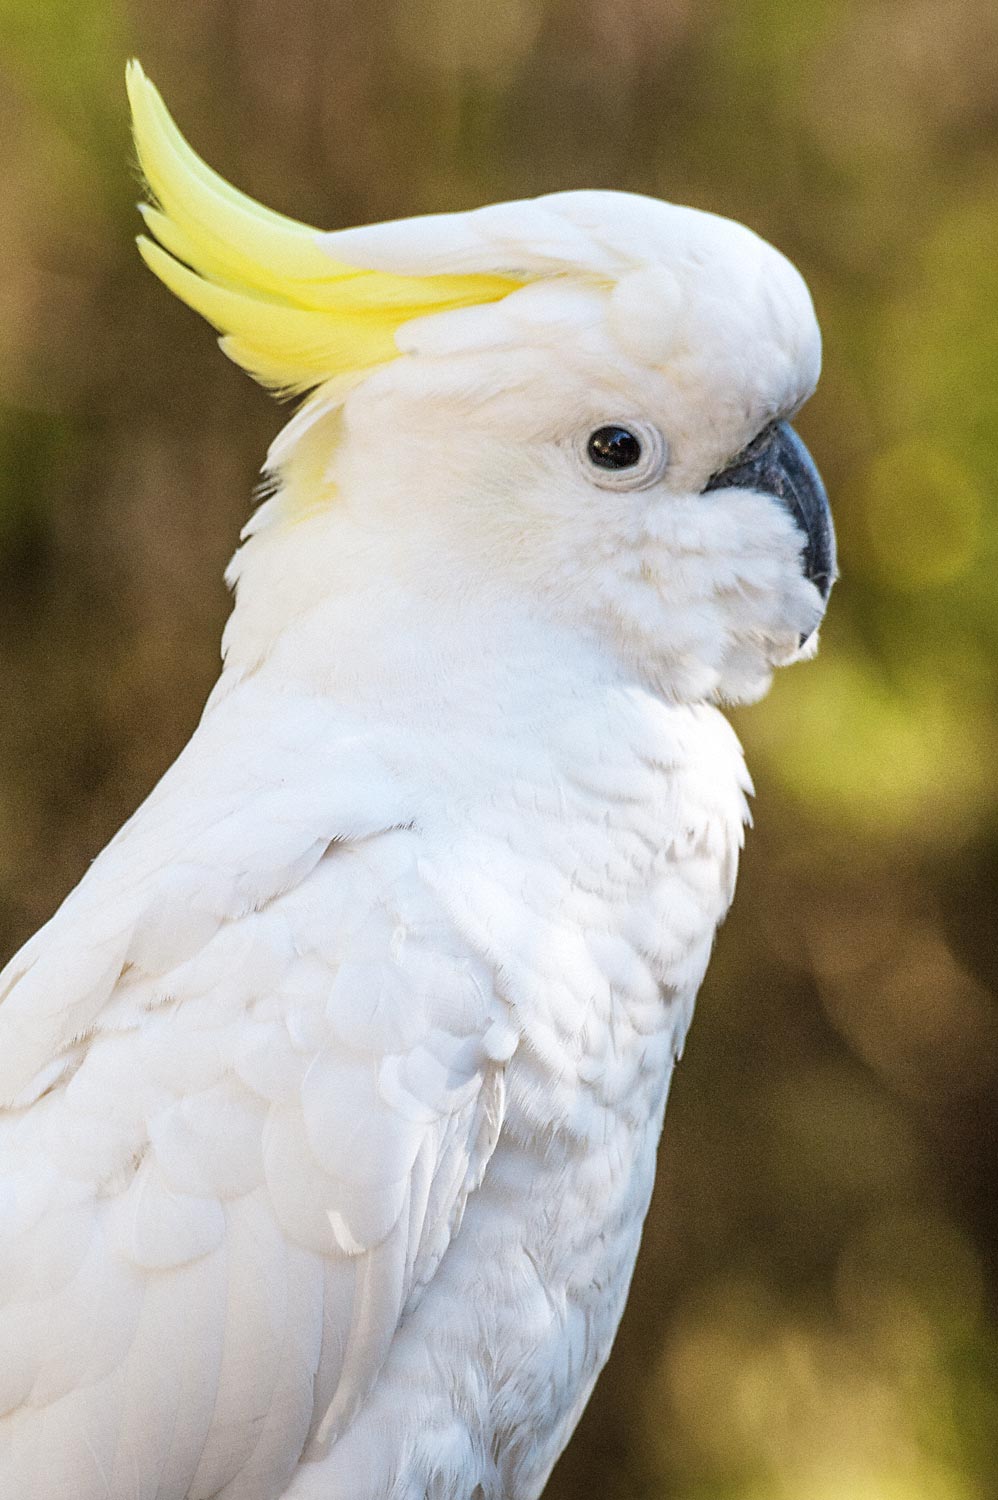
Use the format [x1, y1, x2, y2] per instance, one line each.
[587, 425, 643, 470]
[576, 419, 669, 490]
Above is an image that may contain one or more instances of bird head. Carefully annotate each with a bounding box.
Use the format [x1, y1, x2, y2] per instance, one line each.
[127, 63, 834, 707]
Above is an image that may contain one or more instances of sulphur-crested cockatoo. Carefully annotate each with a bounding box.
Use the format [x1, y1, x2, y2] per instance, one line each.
[0, 62, 835, 1500]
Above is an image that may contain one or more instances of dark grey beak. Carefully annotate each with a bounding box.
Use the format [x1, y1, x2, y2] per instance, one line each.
[704, 420, 837, 604]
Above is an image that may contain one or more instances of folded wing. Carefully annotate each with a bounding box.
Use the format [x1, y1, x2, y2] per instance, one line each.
[0, 685, 507, 1500]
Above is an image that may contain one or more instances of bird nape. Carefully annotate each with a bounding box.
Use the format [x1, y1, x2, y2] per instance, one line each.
[0, 61, 834, 1500]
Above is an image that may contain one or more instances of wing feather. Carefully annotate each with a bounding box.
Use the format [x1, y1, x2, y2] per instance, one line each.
[0, 685, 510, 1498]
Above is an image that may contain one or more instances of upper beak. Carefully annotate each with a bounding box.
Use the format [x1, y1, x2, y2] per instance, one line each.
[704, 420, 837, 606]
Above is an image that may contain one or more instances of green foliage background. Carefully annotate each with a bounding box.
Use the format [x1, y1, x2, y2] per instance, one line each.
[0, 2, 995, 1495]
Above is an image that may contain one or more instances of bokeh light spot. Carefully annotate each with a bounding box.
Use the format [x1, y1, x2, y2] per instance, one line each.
[862, 440, 981, 590]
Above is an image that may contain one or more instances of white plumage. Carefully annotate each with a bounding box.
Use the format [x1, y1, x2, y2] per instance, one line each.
[0, 67, 833, 1499]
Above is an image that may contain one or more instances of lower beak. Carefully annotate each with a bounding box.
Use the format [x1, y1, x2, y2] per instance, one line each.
[704, 420, 837, 606]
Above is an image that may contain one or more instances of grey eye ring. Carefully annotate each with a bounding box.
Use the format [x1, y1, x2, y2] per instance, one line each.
[577, 420, 669, 491]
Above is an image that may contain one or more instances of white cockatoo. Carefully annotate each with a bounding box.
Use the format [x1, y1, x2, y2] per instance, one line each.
[0, 62, 835, 1500]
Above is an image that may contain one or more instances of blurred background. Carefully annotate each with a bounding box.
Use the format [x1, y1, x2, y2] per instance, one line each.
[0, 1, 996, 1495]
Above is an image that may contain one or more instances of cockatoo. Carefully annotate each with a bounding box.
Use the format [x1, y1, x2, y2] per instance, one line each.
[0, 62, 835, 1500]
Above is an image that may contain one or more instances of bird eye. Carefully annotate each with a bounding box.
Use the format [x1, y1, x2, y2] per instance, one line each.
[587, 426, 642, 470]
[578, 420, 669, 491]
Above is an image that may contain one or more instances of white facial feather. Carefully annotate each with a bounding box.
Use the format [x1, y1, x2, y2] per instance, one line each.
[220, 190, 825, 707]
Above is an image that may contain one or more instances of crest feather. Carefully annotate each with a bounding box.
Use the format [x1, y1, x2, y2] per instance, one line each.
[126, 62, 523, 393]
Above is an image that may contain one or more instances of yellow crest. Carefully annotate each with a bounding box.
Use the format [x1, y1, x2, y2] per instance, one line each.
[126, 62, 522, 394]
